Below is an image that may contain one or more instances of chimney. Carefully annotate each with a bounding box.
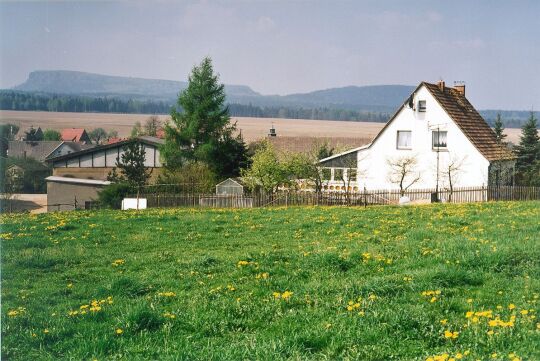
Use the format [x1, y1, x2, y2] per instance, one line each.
[454, 83, 466, 96]
[437, 80, 445, 92]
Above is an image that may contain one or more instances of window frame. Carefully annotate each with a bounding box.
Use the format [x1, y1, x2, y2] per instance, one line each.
[396, 130, 412, 150]
[432, 130, 448, 150]
[347, 168, 357, 182]
[333, 168, 344, 181]
[418, 100, 427, 112]
[321, 168, 331, 181]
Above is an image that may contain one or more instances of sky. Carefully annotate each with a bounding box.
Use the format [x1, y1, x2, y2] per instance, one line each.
[1, 0, 539, 110]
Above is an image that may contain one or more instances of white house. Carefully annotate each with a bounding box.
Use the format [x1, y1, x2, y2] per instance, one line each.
[319, 81, 516, 192]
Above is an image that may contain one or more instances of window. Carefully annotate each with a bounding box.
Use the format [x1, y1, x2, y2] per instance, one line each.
[347, 169, 357, 182]
[321, 168, 331, 181]
[418, 100, 426, 112]
[334, 169, 344, 181]
[432, 131, 448, 149]
[396, 131, 412, 149]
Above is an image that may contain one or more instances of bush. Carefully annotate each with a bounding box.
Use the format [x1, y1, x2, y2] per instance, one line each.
[98, 182, 134, 209]
[157, 162, 217, 193]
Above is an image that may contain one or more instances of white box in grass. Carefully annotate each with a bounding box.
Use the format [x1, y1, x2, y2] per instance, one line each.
[121, 198, 147, 210]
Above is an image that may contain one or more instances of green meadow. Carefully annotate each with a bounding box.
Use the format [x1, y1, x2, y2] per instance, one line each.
[1, 202, 539, 360]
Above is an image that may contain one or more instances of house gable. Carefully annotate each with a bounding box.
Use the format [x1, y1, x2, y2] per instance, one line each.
[422, 83, 514, 161]
[61, 128, 91, 143]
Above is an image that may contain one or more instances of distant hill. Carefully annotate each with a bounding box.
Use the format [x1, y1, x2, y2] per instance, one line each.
[275, 85, 415, 110]
[6, 70, 533, 127]
[14, 70, 260, 102]
[13, 70, 414, 112]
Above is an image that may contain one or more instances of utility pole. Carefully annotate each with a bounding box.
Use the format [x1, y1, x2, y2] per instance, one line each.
[428, 122, 447, 203]
[435, 125, 440, 201]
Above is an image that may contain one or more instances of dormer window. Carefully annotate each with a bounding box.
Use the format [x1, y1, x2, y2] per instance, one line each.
[418, 100, 426, 112]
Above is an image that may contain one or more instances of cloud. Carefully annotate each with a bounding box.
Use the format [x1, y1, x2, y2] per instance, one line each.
[181, 1, 236, 30]
[452, 38, 485, 49]
[428, 38, 486, 51]
[251, 16, 275, 32]
[426, 11, 442, 23]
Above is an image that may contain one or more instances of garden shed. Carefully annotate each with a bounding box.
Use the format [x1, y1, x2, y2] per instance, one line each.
[216, 178, 245, 195]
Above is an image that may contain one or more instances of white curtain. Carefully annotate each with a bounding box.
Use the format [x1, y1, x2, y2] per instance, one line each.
[397, 131, 412, 148]
[433, 131, 447, 148]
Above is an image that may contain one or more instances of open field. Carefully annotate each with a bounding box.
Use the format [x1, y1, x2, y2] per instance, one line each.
[1, 202, 539, 360]
[0, 110, 383, 144]
[0, 110, 524, 144]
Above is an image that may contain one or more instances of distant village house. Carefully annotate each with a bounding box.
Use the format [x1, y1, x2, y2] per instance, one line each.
[60, 128, 91, 144]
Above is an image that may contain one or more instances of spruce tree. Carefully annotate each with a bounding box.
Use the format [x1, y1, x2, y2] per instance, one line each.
[162, 57, 247, 177]
[108, 141, 151, 189]
[493, 113, 507, 144]
[515, 112, 539, 184]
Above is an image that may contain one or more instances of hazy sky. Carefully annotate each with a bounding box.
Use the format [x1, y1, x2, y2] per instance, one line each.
[1, 0, 539, 110]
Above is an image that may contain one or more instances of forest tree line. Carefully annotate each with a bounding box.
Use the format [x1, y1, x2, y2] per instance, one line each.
[0, 90, 400, 123]
[0, 90, 533, 127]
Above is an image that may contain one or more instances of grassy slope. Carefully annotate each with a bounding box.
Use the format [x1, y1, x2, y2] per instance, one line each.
[1, 202, 539, 360]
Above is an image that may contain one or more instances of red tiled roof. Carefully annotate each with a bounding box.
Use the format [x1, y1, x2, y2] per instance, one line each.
[61, 128, 86, 142]
[423, 82, 515, 161]
[107, 137, 124, 144]
[156, 128, 165, 139]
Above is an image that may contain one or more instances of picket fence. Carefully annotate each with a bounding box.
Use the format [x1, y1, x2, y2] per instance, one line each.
[133, 186, 540, 209]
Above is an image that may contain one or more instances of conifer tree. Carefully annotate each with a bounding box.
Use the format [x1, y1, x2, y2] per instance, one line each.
[493, 113, 507, 144]
[162, 57, 247, 178]
[108, 141, 151, 189]
[515, 112, 540, 184]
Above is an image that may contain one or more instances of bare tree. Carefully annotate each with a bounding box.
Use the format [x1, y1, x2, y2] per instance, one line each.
[387, 155, 421, 196]
[440, 155, 466, 202]
[144, 116, 161, 137]
[337, 153, 367, 204]
[289, 141, 334, 194]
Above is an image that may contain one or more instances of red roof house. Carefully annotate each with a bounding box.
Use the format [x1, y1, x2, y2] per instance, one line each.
[156, 128, 165, 139]
[61, 128, 91, 144]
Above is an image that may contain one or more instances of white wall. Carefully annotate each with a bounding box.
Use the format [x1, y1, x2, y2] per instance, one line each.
[324, 85, 490, 191]
[52, 144, 161, 168]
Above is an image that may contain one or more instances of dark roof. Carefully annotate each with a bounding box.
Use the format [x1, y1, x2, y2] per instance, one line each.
[7, 161, 50, 172]
[423, 82, 515, 161]
[46, 136, 164, 162]
[65, 142, 95, 152]
[8, 141, 62, 162]
[267, 136, 371, 154]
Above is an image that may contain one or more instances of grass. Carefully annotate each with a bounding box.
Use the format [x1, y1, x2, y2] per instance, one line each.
[1, 201, 539, 360]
